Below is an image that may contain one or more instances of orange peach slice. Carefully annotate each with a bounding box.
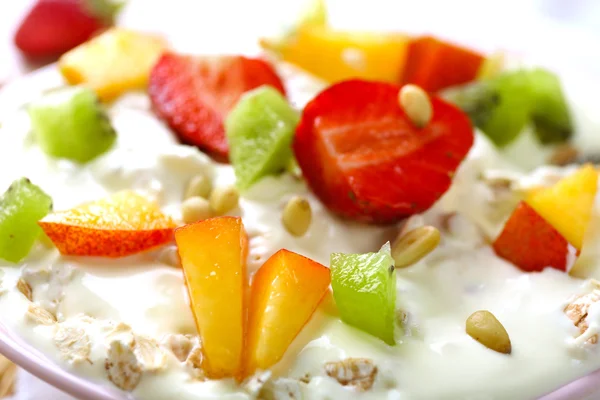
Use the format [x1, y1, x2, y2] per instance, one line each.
[244, 249, 330, 376]
[39, 191, 175, 257]
[175, 217, 248, 379]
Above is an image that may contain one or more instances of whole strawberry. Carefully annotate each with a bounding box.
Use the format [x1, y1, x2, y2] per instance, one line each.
[14, 0, 122, 59]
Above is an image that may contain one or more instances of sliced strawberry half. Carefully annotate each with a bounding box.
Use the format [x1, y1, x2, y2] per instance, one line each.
[148, 53, 286, 159]
[294, 79, 474, 223]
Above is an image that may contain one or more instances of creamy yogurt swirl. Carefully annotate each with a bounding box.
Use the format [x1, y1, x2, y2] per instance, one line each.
[0, 62, 599, 400]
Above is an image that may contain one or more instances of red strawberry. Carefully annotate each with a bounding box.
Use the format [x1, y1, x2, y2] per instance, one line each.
[294, 79, 474, 224]
[148, 53, 286, 159]
[14, 0, 121, 59]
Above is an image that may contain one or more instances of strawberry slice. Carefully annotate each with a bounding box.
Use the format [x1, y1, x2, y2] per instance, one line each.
[148, 53, 286, 159]
[294, 79, 474, 223]
[14, 0, 121, 59]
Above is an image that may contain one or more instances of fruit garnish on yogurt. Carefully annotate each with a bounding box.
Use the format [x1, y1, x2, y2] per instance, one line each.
[331, 243, 397, 344]
[294, 79, 473, 222]
[28, 86, 116, 163]
[14, 0, 123, 59]
[245, 249, 330, 375]
[0, 178, 52, 263]
[59, 28, 167, 101]
[444, 68, 573, 146]
[175, 217, 248, 378]
[39, 191, 175, 257]
[149, 53, 286, 159]
[226, 86, 299, 191]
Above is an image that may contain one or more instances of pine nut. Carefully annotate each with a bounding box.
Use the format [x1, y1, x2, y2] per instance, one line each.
[282, 196, 312, 237]
[466, 310, 511, 354]
[181, 196, 212, 223]
[398, 84, 433, 128]
[184, 174, 212, 200]
[392, 225, 440, 268]
[209, 185, 239, 215]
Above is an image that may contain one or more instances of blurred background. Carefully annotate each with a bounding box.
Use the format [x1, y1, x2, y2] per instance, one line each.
[1, 0, 600, 85]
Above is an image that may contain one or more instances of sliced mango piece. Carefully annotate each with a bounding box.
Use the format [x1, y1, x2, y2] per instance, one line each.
[244, 249, 330, 376]
[526, 165, 598, 250]
[264, 25, 408, 83]
[174, 217, 248, 379]
[39, 191, 175, 257]
[59, 28, 167, 101]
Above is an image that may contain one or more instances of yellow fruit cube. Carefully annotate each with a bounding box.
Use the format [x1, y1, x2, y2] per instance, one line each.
[526, 164, 598, 249]
[59, 28, 167, 101]
[264, 25, 408, 84]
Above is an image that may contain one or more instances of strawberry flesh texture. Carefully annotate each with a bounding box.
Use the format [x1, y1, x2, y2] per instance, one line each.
[14, 0, 109, 59]
[294, 79, 474, 223]
[493, 201, 572, 272]
[148, 53, 286, 159]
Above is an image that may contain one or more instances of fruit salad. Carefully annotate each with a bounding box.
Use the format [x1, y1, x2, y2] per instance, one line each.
[1, 3, 600, 400]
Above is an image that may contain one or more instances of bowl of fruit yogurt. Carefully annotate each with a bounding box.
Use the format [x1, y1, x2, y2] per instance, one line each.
[1, 1, 600, 399]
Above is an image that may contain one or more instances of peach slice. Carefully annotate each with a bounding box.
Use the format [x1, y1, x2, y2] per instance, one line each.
[493, 201, 575, 272]
[526, 164, 598, 250]
[39, 191, 175, 257]
[174, 217, 248, 379]
[59, 28, 167, 101]
[244, 249, 330, 376]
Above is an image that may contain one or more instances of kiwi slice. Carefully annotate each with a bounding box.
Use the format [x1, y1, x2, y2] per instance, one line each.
[28, 86, 116, 163]
[225, 86, 299, 191]
[444, 68, 572, 147]
[528, 68, 573, 144]
[0, 178, 52, 263]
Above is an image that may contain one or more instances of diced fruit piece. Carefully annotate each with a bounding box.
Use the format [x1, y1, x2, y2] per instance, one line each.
[493, 201, 574, 272]
[443, 70, 533, 147]
[0, 178, 52, 263]
[14, 0, 122, 59]
[28, 86, 116, 163]
[39, 191, 175, 257]
[244, 249, 330, 375]
[175, 217, 248, 378]
[225, 86, 299, 190]
[526, 165, 598, 250]
[330, 243, 397, 344]
[528, 68, 573, 144]
[263, 25, 408, 83]
[444, 68, 572, 147]
[60, 28, 167, 101]
[294, 79, 474, 223]
[149, 53, 286, 159]
[401, 36, 484, 92]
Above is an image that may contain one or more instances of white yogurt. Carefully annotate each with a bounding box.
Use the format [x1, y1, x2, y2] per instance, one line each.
[0, 65, 599, 400]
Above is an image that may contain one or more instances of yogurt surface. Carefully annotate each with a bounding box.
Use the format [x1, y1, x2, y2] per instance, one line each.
[1, 22, 600, 400]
